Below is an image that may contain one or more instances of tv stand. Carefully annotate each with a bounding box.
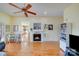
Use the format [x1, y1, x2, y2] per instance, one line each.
[65, 47, 79, 56]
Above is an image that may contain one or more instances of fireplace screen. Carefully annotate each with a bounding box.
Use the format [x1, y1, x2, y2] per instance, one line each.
[33, 34, 41, 41]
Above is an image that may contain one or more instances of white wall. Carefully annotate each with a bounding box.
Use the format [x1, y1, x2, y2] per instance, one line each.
[64, 4, 79, 36]
[13, 16, 63, 41]
[0, 13, 63, 42]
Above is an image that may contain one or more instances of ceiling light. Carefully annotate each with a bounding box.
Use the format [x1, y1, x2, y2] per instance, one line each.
[44, 11, 47, 15]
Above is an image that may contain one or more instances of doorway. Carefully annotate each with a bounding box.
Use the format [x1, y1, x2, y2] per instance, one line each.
[21, 22, 30, 43]
[20, 22, 30, 50]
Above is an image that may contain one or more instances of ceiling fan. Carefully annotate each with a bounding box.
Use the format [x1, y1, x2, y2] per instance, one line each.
[9, 3, 37, 17]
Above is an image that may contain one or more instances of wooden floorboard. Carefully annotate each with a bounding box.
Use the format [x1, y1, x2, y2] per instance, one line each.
[4, 41, 64, 56]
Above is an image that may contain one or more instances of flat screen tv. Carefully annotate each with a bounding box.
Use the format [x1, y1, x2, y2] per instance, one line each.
[69, 34, 79, 52]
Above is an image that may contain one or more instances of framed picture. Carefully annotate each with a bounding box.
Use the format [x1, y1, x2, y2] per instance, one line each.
[48, 24, 53, 30]
[33, 23, 41, 30]
[44, 24, 48, 30]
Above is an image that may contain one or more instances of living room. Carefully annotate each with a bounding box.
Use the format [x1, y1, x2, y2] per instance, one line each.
[0, 3, 79, 56]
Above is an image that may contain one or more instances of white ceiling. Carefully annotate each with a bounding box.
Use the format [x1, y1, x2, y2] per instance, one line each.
[0, 3, 72, 16]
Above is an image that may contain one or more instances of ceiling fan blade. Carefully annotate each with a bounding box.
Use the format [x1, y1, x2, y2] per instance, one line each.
[9, 3, 21, 9]
[14, 11, 23, 14]
[26, 4, 32, 10]
[27, 11, 37, 15]
[24, 12, 28, 17]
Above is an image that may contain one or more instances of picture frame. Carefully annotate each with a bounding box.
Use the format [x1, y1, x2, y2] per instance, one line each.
[44, 24, 48, 30]
[33, 23, 41, 30]
[48, 24, 53, 30]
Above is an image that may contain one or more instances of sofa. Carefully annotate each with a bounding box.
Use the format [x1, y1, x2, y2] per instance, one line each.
[0, 41, 5, 51]
[0, 37, 6, 56]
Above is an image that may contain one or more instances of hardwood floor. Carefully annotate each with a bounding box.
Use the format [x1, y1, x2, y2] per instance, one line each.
[4, 41, 64, 56]
[59, 49, 64, 56]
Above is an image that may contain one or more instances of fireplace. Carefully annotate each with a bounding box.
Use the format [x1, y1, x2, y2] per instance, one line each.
[33, 34, 41, 41]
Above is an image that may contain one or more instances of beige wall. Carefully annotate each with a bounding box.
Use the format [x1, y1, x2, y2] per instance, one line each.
[64, 4, 79, 35]
[0, 12, 11, 25]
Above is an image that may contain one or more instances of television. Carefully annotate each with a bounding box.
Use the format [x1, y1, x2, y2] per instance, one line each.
[69, 34, 79, 52]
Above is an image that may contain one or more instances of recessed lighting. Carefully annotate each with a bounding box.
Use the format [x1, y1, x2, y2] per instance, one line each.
[44, 11, 47, 15]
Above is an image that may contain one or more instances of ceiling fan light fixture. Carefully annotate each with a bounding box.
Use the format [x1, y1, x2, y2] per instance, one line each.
[9, 3, 37, 17]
